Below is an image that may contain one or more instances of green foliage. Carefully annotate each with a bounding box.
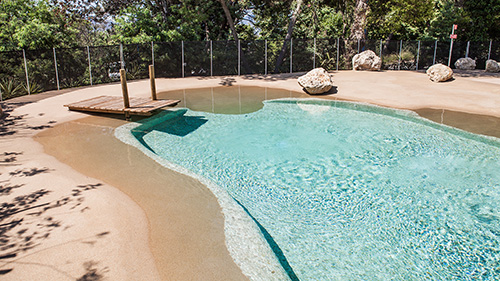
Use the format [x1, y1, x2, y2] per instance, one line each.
[0, 78, 22, 99]
[366, 0, 435, 40]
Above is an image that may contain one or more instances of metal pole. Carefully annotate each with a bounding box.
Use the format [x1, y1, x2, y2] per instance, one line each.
[488, 40, 492, 60]
[448, 25, 456, 67]
[465, 41, 470, 58]
[336, 38, 340, 71]
[379, 39, 383, 61]
[0, 84, 3, 101]
[87, 46, 93, 86]
[181, 41, 184, 78]
[290, 38, 293, 74]
[151, 41, 155, 66]
[357, 39, 360, 54]
[23, 49, 30, 95]
[210, 40, 213, 76]
[313, 38, 316, 69]
[53, 48, 60, 90]
[416, 40, 421, 70]
[238, 40, 241, 76]
[120, 43, 124, 69]
[265, 40, 268, 75]
[398, 40, 402, 71]
[433, 40, 438, 65]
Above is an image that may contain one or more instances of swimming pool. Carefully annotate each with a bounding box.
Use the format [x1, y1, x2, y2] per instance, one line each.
[116, 91, 500, 280]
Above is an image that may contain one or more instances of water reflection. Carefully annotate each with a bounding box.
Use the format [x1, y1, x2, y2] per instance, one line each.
[157, 86, 310, 114]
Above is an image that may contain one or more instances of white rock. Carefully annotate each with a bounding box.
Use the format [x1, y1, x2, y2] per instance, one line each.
[297, 68, 334, 94]
[454, 57, 476, 70]
[426, 63, 453, 82]
[485, 59, 500, 72]
[352, 50, 382, 71]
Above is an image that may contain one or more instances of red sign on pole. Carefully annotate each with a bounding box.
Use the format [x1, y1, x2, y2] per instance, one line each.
[453, 24, 458, 30]
[450, 34, 457, 39]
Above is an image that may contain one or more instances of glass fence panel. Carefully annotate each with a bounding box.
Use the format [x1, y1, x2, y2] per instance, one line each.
[240, 40, 266, 75]
[212, 40, 238, 76]
[24, 48, 58, 93]
[315, 38, 339, 71]
[292, 39, 314, 73]
[56, 47, 89, 89]
[418, 41, 437, 70]
[89, 45, 121, 85]
[183, 41, 210, 77]
[123, 43, 152, 80]
[155, 41, 182, 78]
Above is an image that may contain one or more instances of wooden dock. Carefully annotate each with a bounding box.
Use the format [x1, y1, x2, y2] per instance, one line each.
[64, 95, 180, 116]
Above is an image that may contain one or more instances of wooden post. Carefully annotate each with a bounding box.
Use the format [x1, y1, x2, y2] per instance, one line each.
[120, 69, 130, 119]
[149, 65, 157, 100]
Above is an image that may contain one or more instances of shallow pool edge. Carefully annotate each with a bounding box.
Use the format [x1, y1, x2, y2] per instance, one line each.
[114, 115, 291, 281]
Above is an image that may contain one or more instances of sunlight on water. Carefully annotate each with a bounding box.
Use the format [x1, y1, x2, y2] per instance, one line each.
[127, 99, 500, 280]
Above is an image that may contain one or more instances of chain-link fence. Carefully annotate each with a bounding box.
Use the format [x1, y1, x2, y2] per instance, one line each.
[1, 39, 498, 101]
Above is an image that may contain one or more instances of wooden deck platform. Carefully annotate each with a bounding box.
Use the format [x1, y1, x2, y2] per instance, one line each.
[64, 96, 180, 116]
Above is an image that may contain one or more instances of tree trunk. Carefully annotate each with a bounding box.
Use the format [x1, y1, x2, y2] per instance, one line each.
[219, 0, 239, 41]
[218, 0, 251, 74]
[349, 0, 369, 41]
[273, 0, 303, 73]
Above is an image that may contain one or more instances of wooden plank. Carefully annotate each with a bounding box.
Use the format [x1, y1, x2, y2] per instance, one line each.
[65, 95, 180, 117]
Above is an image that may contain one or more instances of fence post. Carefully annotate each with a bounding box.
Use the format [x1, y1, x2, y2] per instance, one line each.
[398, 40, 402, 71]
[265, 40, 268, 75]
[379, 39, 383, 61]
[22, 49, 30, 95]
[313, 38, 316, 69]
[238, 40, 241, 76]
[53, 48, 60, 90]
[151, 41, 155, 66]
[336, 38, 340, 71]
[120, 43, 124, 69]
[290, 38, 293, 74]
[181, 41, 184, 78]
[416, 40, 421, 70]
[433, 40, 438, 65]
[87, 46, 93, 86]
[0, 84, 2, 101]
[357, 39, 360, 54]
[210, 40, 213, 76]
[488, 40, 492, 60]
[465, 41, 470, 58]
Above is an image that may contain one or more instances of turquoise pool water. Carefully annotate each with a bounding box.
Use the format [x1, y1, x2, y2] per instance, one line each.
[125, 99, 500, 280]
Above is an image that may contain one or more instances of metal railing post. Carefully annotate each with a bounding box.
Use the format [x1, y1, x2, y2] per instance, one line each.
[433, 40, 438, 65]
[87, 46, 93, 86]
[465, 41, 470, 58]
[265, 40, 268, 75]
[23, 49, 31, 95]
[313, 38, 316, 69]
[53, 48, 60, 90]
[416, 40, 421, 70]
[120, 43, 124, 69]
[336, 38, 340, 71]
[151, 41, 155, 66]
[379, 39, 383, 61]
[0, 84, 3, 101]
[398, 40, 402, 71]
[181, 41, 184, 78]
[488, 40, 492, 60]
[238, 40, 241, 75]
[290, 38, 293, 73]
[357, 39, 360, 54]
[210, 40, 213, 76]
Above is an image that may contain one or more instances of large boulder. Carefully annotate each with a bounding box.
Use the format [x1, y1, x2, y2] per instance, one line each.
[485, 59, 500, 72]
[352, 50, 382, 71]
[426, 63, 453, 82]
[297, 68, 334, 94]
[454, 57, 476, 70]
